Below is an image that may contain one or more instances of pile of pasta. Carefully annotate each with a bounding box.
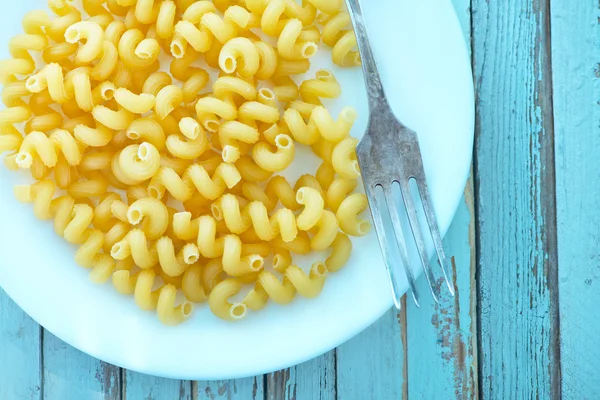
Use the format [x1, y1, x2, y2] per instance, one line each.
[0, 0, 371, 324]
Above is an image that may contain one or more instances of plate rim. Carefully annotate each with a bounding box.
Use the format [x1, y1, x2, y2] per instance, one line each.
[0, 0, 474, 380]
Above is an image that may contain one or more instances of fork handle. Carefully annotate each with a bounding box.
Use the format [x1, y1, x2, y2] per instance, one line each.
[345, 0, 389, 111]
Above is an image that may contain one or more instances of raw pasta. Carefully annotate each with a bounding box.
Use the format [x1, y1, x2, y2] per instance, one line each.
[0, 0, 368, 325]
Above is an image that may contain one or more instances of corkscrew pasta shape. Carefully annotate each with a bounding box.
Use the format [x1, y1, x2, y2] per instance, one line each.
[0, 0, 372, 324]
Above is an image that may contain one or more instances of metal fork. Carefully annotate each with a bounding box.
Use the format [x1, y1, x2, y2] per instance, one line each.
[346, 0, 455, 308]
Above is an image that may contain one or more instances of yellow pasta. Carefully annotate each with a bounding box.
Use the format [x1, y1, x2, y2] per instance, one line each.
[277, 19, 318, 60]
[91, 40, 119, 81]
[243, 262, 327, 311]
[155, 85, 183, 119]
[166, 118, 210, 159]
[114, 88, 156, 114]
[296, 186, 325, 231]
[273, 76, 299, 102]
[254, 41, 278, 80]
[67, 67, 94, 112]
[142, 71, 172, 96]
[126, 117, 166, 150]
[325, 232, 352, 272]
[15, 181, 115, 280]
[2, 0, 371, 324]
[208, 279, 248, 321]
[148, 161, 241, 201]
[235, 155, 274, 182]
[135, 0, 160, 24]
[222, 234, 264, 276]
[181, 264, 207, 302]
[283, 108, 319, 145]
[113, 142, 161, 184]
[174, 21, 213, 55]
[74, 123, 114, 147]
[118, 29, 160, 69]
[336, 193, 371, 236]
[332, 137, 361, 178]
[201, 6, 250, 44]
[315, 162, 335, 191]
[321, 11, 361, 67]
[219, 37, 260, 77]
[64, 21, 105, 65]
[252, 134, 294, 172]
[92, 105, 134, 130]
[299, 69, 342, 104]
[156, 1, 176, 39]
[157, 236, 198, 277]
[127, 197, 169, 239]
[327, 177, 358, 212]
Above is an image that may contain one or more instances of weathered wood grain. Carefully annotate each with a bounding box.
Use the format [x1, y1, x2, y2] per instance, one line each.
[336, 304, 407, 400]
[42, 332, 120, 400]
[0, 289, 42, 400]
[550, 0, 600, 398]
[472, 0, 561, 398]
[403, 0, 477, 397]
[195, 377, 264, 400]
[124, 372, 192, 400]
[265, 351, 335, 400]
[406, 185, 478, 399]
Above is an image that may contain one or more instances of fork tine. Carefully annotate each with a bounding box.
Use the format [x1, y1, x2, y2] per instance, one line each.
[382, 184, 420, 307]
[415, 178, 455, 296]
[398, 180, 440, 303]
[364, 183, 404, 309]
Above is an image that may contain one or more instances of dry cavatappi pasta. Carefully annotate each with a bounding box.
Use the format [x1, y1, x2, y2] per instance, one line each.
[0, 0, 368, 325]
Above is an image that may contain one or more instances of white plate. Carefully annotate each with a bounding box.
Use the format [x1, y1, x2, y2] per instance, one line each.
[0, 0, 473, 380]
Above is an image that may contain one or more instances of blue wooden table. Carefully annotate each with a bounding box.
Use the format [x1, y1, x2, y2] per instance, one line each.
[2, 0, 599, 398]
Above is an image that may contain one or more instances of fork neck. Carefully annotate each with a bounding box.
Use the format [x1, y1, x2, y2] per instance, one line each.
[345, 0, 390, 113]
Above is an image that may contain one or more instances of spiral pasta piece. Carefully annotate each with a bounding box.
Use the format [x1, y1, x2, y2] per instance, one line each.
[156, 236, 199, 277]
[208, 279, 248, 321]
[218, 120, 260, 163]
[166, 117, 210, 160]
[201, 5, 250, 44]
[321, 11, 360, 67]
[112, 142, 161, 185]
[219, 37, 260, 77]
[14, 181, 115, 282]
[126, 117, 166, 150]
[118, 29, 161, 69]
[148, 161, 241, 201]
[111, 228, 159, 269]
[241, 175, 299, 211]
[336, 193, 371, 236]
[299, 69, 342, 104]
[15, 129, 82, 169]
[64, 21, 105, 65]
[242, 261, 327, 312]
[325, 232, 352, 272]
[0, 34, 48, 84]
[47, 0, 83, 43]
[211, 192, 296, 243]
[277, 19, 318, 60]
[127, 197, 169, 240]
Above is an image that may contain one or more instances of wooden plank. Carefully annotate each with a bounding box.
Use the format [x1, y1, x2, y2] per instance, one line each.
[0, 289, 42, 400]
[196, 377, 264, 400]
[406, 185, 478, 399]
[472, 0, 561, 398]
[405, 0, 477, 397]
[42, 331, 121, 400]
[124, 372, 192, 400]
[336, 304, 407, 400]
[550, 0, 600, 398]
[265, 351, 335, 400]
